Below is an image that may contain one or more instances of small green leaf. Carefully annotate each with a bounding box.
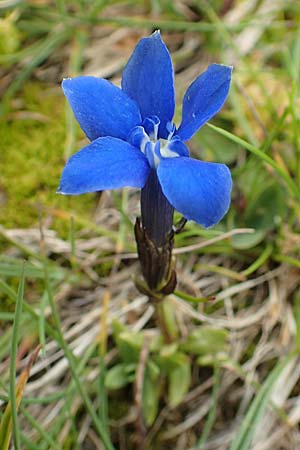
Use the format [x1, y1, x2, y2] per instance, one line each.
[111, 319, 127, 337]
[180, 327, 229, 356]
[231, 230, 266, 250]
[115, 331, 144, 364]
[160, 343, 178, 358]
[142, 366, 160, 426]
[149, 333, 163, 352]
[232, 182, 287, 250]
[146, 360, 160, 380]
[157, 298, 179, 341]
[245, 184, 287, 231]
[156, 347, 186, 373]
[168, 354, 191, 407]
[197, 352, 229, 367]
[105, 363, 133, 390]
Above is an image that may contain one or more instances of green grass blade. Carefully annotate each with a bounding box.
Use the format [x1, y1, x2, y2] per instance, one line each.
[229, 354, 294, 450]
[38, 291, 48, 356]
[207, 123, 300, 200]
[21, 406, 63, 450]
[0, 312, 15, 321]
[242, 244, 273, 277]
[41, 251, 115, 449]
[10, 262, 26, 450]
[196, 365, 221, 449]
[20, 431, 44, 450]
[1, 28, 70, 112]
[174, 290, 213, 304]
[0, 264, 26, 450]
[98, 356, 109, 435]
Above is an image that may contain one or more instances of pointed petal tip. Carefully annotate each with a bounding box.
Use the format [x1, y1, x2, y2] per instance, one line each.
[61, 77, 72, 87]
[208, 63, 233, 77]
[61, 77, 74, 95]
[224, 64, 233, 76]
[210, 63, 233, 70]
[151, 29, 161, 38]
[225, 66, 233, 80]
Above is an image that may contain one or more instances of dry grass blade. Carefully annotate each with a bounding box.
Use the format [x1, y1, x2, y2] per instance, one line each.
[0, 346, 40, 450]
[174, 229, 255, 255]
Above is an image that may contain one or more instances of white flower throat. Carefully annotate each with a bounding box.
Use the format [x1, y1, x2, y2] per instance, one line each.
[129, 116, 183, 169]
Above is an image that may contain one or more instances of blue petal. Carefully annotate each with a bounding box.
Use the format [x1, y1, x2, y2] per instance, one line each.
[142, 116, 160, 140]
[122, 31, 175, 139]
[166, 136, 189, 157]
[128, 126, 149, 152]
[177, 64, 232, 142]
[157, 156, 232, 227]
[62, 77, 141, 141]
[58, 137, 150, 195]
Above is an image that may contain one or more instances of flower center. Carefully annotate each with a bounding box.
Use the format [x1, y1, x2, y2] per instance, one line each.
[128, 116, 186, 169]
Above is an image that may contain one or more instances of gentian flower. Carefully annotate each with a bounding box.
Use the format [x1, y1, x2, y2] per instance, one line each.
[58, 31, 232, 295]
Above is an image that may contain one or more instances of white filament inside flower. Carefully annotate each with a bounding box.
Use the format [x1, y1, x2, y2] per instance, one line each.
[142, 133, 179, 169]
[129, 118, 181, 169]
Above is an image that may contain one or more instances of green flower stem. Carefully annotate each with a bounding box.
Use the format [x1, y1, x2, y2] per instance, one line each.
[155, 298, 178, 343]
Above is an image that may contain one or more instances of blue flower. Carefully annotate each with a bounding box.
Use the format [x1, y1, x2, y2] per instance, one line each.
[58, 31, 232, 228]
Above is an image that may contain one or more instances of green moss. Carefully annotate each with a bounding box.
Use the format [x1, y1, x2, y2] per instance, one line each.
[1, 81, 94, 234]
